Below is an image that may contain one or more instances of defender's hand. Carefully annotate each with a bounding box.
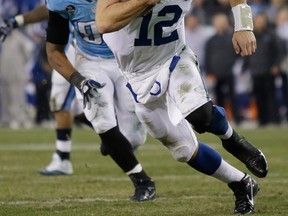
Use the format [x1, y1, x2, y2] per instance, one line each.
[0, 18, 18, 42]
[232, 31, 257, 57]
[80, 79, 105, 110]
[70, 71, 106, 109]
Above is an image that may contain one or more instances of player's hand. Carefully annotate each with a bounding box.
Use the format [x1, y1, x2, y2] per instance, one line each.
[232, 31, 257, 57]
[70, 71, 106, 109]
[0, 18, 18, 42]
[80, 79, 106, 110]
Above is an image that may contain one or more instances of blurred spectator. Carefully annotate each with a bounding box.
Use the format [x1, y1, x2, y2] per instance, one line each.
[266, 0, 288, 22]
[275, 7, 288, 123]
[185, 11, 215, 72]
[188, 0, 207, 24]
[0, 0, 44, 129]
[201, 0, 232, 24]
[276, 7, 288, 73]
[243, 13, 286, 126]
[249, 0, 270, 17]
[31, 41, 53, 126]
[204, 13, 241, 124]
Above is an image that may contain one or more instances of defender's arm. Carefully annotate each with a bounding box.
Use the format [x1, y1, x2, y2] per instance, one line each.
[0, 5, 49, 42]
[21, 5, 49, 24]
[46, 10, 75, 82]
[46, 10, 105, 109]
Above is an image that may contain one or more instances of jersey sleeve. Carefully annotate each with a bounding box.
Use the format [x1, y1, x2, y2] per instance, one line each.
[45, 0, 69, 19]
[46, 10, 70, 44]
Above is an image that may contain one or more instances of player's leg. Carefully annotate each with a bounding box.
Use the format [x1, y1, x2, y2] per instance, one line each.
[170, 47, 268, 178]
[112, 75, 152, 200]
[186, 101, 268, 178]
[113, 75, 147, 151]
[39, 44, 78, 175]
[38, 70, 75, 175]
[77, 57, 155, 201]
[135, 99, 259, 214]
[100, 75, 147, 156]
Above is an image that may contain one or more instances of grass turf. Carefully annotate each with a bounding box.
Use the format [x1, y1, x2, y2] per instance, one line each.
[0, 127, 287, 215]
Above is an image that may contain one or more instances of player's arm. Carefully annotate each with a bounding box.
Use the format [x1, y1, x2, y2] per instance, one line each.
[230, 0, 256, 57]
[6, 4, 48, 27]
[0, 5, 49, 42]
[46, 10, 105, 109]
[21, 5, 49, 24]
[96, 0, 160, 33]
[46, 10, 75, 82]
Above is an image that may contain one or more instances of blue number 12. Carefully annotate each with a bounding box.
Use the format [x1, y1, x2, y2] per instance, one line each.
[134, 5, 182, 46]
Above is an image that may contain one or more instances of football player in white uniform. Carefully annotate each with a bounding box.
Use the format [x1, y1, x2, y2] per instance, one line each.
[45, 0, 155, 201]
[96, 0, 268, 213]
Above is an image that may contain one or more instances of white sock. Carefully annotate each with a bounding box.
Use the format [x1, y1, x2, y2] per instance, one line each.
[126, 164, 143, 175]
[218, 123, 234, 139]
[212, 159, 245, 183]
[56, 140, 72, 152]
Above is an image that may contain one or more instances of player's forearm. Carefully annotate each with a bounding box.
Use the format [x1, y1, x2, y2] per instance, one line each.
[46, 42, 76, 82]
[22, 5, 49, 24]
[230, 0, 253, 32]
[12, 5, 48, 28]
[96, 0, 154, 33]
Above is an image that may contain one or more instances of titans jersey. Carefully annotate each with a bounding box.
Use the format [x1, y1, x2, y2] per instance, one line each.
[103, 0, 191, 74]
[46, 0, 113, 59]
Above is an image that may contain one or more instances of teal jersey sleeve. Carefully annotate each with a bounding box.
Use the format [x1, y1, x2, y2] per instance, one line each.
[46, 0, 113, 58]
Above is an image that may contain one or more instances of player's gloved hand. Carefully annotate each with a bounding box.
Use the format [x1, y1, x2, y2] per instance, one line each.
[80, 79, 106, 109]
[0, 17, 19, 42]
[70, 71, 105, 110]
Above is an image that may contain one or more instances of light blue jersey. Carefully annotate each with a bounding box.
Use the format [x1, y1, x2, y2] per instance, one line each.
[46, 0, 113, 59]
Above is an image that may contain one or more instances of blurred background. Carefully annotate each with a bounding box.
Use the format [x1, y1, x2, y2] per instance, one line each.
[0, 0, 288, 129]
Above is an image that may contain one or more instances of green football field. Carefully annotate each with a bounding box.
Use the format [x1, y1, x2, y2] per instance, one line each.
[0, 127, 287, 216]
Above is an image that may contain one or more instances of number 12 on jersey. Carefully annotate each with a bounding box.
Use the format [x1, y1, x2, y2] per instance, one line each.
[134, 5, 182, 46]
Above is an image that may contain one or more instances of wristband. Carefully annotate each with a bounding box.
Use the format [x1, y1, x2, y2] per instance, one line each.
[14, 15, 24, 27]
[69, 71, 86, 89]
[232, 4, 253, 32]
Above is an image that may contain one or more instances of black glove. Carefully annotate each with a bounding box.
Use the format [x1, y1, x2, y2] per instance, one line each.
[0, 18, 19, 42]
[70, 71, 105, 110]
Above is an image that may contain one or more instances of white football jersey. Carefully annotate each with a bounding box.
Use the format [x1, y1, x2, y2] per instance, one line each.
[103, 0, 192, 74]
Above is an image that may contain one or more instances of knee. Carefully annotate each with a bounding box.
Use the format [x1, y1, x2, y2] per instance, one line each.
[122, 123, 147, 149]
[186, 101, 228, 135]
[185, 101, 213, 133]
[125, 132, 147, 149]
[159, 137, 197, 162]
[172, 145, 195, 162]
[206, 105, 228, 135]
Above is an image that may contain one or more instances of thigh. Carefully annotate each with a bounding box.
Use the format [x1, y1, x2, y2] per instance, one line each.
[135, 96, 198, 156]
[75, 55, 118, 134]
[168, 47, 211, 118]
[114, 75, 147, 147]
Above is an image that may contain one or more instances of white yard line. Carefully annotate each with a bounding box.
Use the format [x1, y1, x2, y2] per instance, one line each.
[0, 143, 219, 151]
[0, 195, 231, 206]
